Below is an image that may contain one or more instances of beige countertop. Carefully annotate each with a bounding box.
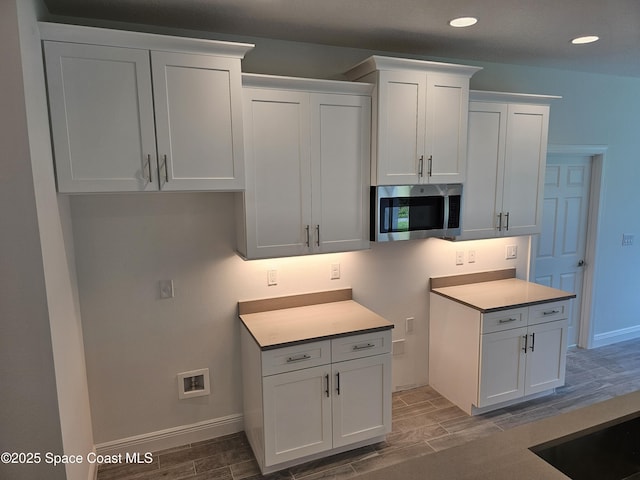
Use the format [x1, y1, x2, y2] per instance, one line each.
[239, 295, 393, 350]
[431, 277, 575, 313]
[355, 390, 640, 480]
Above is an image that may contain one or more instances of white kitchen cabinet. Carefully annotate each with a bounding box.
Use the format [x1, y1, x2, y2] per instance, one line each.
[344, 56, 481, 185]
[41, 24, 251, 193]
[241, 327, 391, 474]
[237, 74, 371, 259]
[430, 293, 569, 414]
[461, 91, 559, 239]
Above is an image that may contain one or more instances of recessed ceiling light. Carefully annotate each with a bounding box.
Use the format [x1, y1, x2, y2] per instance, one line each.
[449, 17, 478, 28]
[571, 35, 600, 45]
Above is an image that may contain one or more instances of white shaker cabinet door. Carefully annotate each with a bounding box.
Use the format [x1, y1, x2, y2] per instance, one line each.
[311, 94, 371, 253]
[331, 354, 391, 448]
[501, 104, 549, 236]
[525, 319, 568, 396]
[151, 51, 245, 191]
[478, 326, 527, 408]
[242, 88, 312, 258]
[44, 41, 157, 192]
[262, 365, 332, 467]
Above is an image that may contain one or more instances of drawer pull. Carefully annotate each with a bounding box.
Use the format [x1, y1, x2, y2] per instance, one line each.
[325, 374, 330, 397]
[543, 309, 561, 316]
[286, 354, 311, 363]
[522, 334, 528, 352]
[498, 317, 518, 324]
[530, 332, 536, 352]
[336, 372, 341, 395]
[352, 343, 375, 351]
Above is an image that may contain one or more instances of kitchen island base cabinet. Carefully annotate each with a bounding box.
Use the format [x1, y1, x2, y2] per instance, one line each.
[429, 294, 569, 415]
[241, 326, 391, 474]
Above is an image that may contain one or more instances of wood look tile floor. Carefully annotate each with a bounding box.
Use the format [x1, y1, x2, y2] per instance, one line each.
[97, 338, 640, 480]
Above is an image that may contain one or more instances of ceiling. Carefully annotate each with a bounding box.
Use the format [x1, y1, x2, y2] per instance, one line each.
[42, 0, 640, 77]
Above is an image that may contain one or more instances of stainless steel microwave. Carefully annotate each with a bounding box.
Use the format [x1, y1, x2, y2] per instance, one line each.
[371, 184, 462, 241]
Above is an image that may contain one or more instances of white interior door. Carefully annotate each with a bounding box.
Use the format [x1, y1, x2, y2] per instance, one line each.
[534, 155, 592, 347]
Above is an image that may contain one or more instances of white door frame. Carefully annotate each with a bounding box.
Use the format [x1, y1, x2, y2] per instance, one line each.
[529, 144, 607, 349]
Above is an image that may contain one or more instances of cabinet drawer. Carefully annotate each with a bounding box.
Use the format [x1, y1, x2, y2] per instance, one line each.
[529, 300, 570, 325]
[262, 340, 331, 376]
[482, 308, 528, 334]
[331, 330, 392, 363]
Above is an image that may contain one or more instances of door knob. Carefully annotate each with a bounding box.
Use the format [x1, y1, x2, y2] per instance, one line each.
[578, 260, 585, 267]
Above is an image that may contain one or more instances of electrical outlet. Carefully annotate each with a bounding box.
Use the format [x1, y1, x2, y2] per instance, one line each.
[267, 269, 278, 286]
[330, 263, 340, 280]
[392, 339, 406, 355]
[456, 251, 464, 265]
[622, 234, 634, 246]
[468, 250, 476, 263]
[177, 368, 210, 399]
[159, 280, 174, 299]
[505, 245, 518, 260]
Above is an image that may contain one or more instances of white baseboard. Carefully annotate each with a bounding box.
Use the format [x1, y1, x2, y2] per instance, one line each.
[592, 325, 640, 348]
[95, 413, 244, 456]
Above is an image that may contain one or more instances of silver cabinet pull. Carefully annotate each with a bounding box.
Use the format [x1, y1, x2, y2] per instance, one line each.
[498, 318, 518, 324]
[418, 155, 424, 176]
[505, 212, 510, 231]
[162, 154, 169, 183]
[145, 154, 153, 183]
[353, 343, 375, 351]
[286, 354, 311, 363]
[497, 212, 503, 231]
[305, 225, 310, 247]
[315, 225, 320, 247]
[428, 155, 433, 177]
[543, 310, 561, 316]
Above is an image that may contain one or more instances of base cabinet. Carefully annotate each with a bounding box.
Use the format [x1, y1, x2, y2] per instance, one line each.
[241, 327, 392, 474]
[430, 294, 569, 414]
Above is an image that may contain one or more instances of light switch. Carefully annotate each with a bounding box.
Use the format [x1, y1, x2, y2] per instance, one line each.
[159, 280, 174, 299]
[506, 245, 518, 259]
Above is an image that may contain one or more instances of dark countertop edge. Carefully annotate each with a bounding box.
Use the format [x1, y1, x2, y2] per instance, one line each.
[247, 324, 394, 351]
[431, 290, 577, 313]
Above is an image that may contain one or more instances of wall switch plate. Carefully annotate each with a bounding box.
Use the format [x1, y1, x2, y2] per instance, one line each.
[405, 317, 415, 333]
[330, 263, 341, 280]
[392, 339, 406, 356]
[267, 269, 278, 286]
[506, 245, 518, 259]
[468, 250, 476, 263]
[177, 368, 210, 400]
[456, 251, 464, 265]
[159, 280, 174, 299]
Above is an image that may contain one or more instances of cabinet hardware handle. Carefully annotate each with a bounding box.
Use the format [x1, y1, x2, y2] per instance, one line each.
[336, 372, 341, 395]
[505, 212, 510, 231]
[522, 334, 528, 353]
[418, 155, 424, 176]
[543, 310, 561, 316]
[162, 154, 169, 183]
[497, 213, 503, 231]
[530, 332, 536, 352]
[498, 318, 518, 324]
[316, 225, 320, 247]
[305, 225, 310, 247]
[145, 154, 153, 183]
[286, 354, 311, 363]
[353, 343, 375, 350]
[325, 374, 330, 398]
[428, 155, 433, 177]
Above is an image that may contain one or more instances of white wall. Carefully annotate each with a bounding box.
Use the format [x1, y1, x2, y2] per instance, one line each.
[38, 12, 640, 450]
[0, 1, 65, 479]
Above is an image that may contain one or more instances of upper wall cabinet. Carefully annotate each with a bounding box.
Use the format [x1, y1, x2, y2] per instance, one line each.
[460, 91, 560, 240]
[237, 74, 372, 259]
[345, 56, 481, 186]
[40, 23, 253, 193]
